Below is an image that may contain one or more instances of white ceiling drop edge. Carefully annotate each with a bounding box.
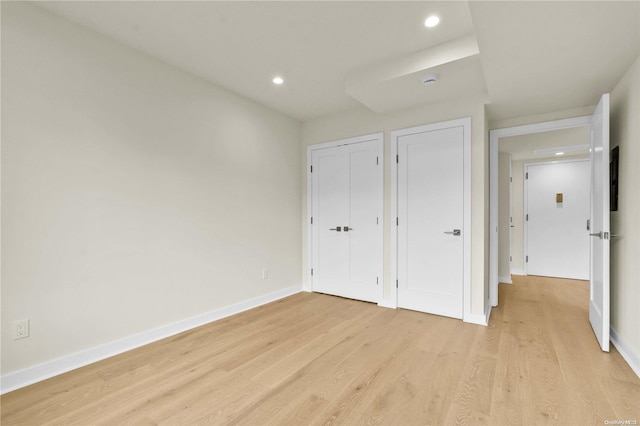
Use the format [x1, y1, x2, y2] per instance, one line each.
[345, 34, 480, 111]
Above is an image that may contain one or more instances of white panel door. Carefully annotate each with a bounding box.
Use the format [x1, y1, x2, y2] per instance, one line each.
[589, 94, 610, 352]
[312, 148, 349, 292]
[311, 138, 382, 303]
[397, 125, 465, 318]
[526, 160, 590, 280]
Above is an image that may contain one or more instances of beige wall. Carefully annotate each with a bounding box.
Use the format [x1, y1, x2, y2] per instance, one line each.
[510, 160, 526, 273]
[497, 153, 511, 281]
[490, 105, 596, 131]
[1, 3, 302, 374]
[483, 105, 490, 306]
[301, 98, 488, 316]
[610, 56, 640, 360]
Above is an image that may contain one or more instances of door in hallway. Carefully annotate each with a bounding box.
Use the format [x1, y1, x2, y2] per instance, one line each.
[525, 159, 590, 280]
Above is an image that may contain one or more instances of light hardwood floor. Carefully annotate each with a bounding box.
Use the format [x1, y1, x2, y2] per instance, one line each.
[2, 275, 639, 425]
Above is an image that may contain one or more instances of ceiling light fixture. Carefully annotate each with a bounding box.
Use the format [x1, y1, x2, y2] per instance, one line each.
[534, 144, 589, 156]
[272, 76, 284, 85]
[424, 15, 440, 28]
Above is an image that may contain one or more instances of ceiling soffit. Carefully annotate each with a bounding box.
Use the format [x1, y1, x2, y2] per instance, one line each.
[346, 34, 488, 113]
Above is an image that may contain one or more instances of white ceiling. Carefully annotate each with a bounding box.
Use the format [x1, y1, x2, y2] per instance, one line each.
[35, 1, 640, 122]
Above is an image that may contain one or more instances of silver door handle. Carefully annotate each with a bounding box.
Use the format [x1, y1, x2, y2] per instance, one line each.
[444, 229, 461, 236]
[329, 226, 342, 232]
[590, 231, 614, 239]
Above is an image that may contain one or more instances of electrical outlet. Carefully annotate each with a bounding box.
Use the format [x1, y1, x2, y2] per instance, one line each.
[13, 319, 30, 340]
[262, 268, 269, 280]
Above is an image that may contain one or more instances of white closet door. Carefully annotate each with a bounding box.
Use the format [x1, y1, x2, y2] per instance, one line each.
[312, 148, 350, 290]
[310, 137, 382, 303]
[346, 142, 380, 289]
[396, 125, 465, 319]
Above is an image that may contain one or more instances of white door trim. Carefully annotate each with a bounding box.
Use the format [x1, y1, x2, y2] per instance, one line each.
[506, 154, 513, 283]
[390, 117, 471, 321]
[489, 116, 592, 306]
[306, 133, 384, 302]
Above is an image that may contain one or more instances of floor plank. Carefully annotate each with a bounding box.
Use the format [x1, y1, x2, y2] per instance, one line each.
[2, 278, 639, 425]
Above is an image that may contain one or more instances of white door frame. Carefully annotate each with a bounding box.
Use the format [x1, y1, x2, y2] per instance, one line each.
[306, 133, 384, 303]
[390, 117, 471, 321]
[523, 158, 590, 278]
[507, 155, 513, 282]
[489, 116, 592, 306]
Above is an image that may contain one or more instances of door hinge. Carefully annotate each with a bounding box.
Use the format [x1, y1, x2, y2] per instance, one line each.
[376, 217, 379, 225]
[311, 268, 314, 276]
[525, 172, 528, 180]
[376, 156, 379, 165]
[526, 214, 529, 221]
[396, 279, 398, 288]
[376, 277, 379, 285]
[396, 154, 399, 163]
[396, 217, 399, 226]
[311, 217, 313, 225]
[510, 256, 512, 262]
[526, 256, 528, 263]
[310, 165, 313, 173]
[510, 177, 513, 182]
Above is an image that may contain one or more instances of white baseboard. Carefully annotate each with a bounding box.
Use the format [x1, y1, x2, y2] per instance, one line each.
[464, 303, 491, 326]
[498, 275, 513, 284]
[485, 303, 492, 324]
[610, 326, 640, 379]
[1, 285, 302, 394]
[377, 299, 396, 309]
[511, 268, 525, 276]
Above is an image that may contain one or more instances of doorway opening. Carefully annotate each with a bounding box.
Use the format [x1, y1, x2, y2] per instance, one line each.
[489, 115, 592, 306]
[497, 127, 591, 283]
[490, 93, 611, 353]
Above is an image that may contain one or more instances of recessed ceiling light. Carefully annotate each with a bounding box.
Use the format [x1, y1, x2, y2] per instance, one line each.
[424, 15, 440, 28]
[272, 76, 284, 85]
[534, 144, 589, 156]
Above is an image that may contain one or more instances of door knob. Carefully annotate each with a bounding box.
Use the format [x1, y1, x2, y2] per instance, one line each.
[329, 226, 342, 232]
[444, 229, 461, 236]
